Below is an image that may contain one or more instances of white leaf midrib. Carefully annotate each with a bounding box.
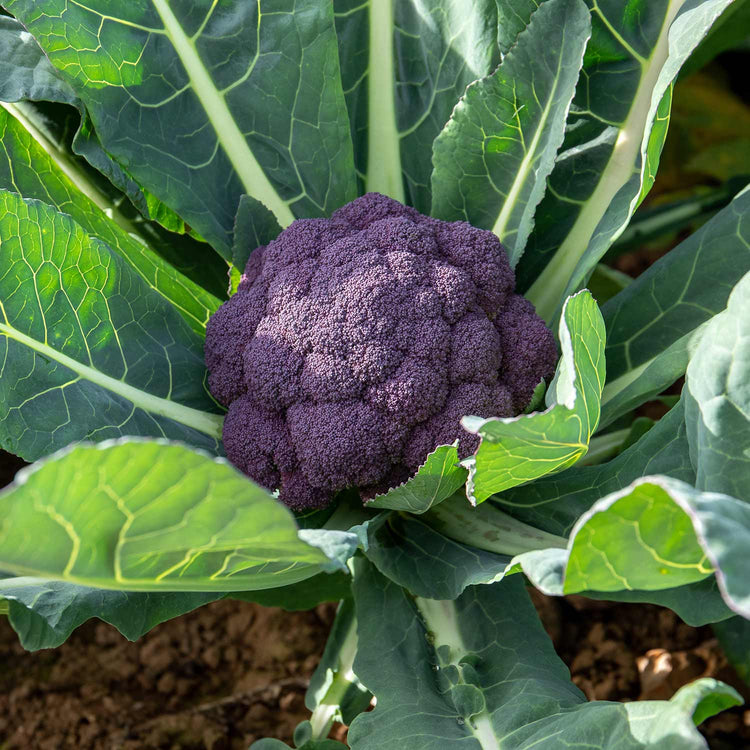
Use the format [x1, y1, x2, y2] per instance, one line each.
[150, 0, 295, 228]
[0, 320, 224, 439]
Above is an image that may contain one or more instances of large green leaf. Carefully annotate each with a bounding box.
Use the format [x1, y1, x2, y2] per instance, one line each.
[0, 14, 228, 284]
[348, 559, 737, 750]
[508, 476, 750, 619]
[0, 440, 360, 590]
[684, 271, 750, 499]
[6, 0, 358, 258]
[333, 0, 499, 208]
[0, 104, 221, 334]
[0, 191, 224, 458]
[523, 0, 735, 321]
[600, 186, 750, 427]
[463, 290, 605, 502]
[431, 0, 590, 265]
[0, 576, 221, 650]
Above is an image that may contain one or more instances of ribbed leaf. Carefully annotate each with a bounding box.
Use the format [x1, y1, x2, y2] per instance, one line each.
[348, 560, 734, 750]
[0, 191, 224, 459]
[431, 0, 590, 265]
[523, 0, 735, 322]
[0, 104, 221, 333]
[508, 476, 750, 620]
[333, 0, 499, 208]
[6, 0, 358, 258]
[0, 440, 353, 590]
[464, 290, 605, 502]
[601, 185, 750, 427]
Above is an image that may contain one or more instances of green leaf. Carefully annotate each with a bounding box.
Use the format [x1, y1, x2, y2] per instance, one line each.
[348, 559, 726, 749]
[669, 679, 742, 727]
[365, 443, 467, 514]
[713, 616, 750, 687]
[431, 0, 590, 265]
[464, 290, 605, 502]
[333, 0, 500, 208]
[6, 0, 358, 258]
[601, 185, 750, 427]
[523, 0, 736, 321]
[231, 194, 282, 273]
[0, 103, 221, 334]
[496, 1, 545, 54]
[684, 271, 750, 499]
[507, 475, 750, 621]
[0, 16, 210, 264]
[0, 576, 221, 650]
[230, 571, 351, 612]
[363, 511, 512, 599]
[0, 440, 357, 591]
[0, 191, 224, 459]
[680, 0, 750, 76]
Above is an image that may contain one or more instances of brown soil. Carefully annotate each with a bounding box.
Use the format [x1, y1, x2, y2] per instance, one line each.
[2, 459, 749, 750]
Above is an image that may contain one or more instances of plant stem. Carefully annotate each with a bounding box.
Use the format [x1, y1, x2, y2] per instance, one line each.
[309, 605, 360, 740]
[423, 493, 567, 556]
[579, 427, 630, 465]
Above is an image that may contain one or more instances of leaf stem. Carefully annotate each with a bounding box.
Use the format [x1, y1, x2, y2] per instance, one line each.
[423, 492, 567, 556]
[309, 603, 361, 740]
[366, 0, 404, 201]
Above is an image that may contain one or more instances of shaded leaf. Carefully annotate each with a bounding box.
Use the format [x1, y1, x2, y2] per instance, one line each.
[523, 0, 735, 322]
[334, 0, 500, 208]
[348, 559, 727, 749]
[0, 576, 221, 651]
[7, 0, 358, 257]
[684, 270, 750, 499]
[601, 181, 750, 427]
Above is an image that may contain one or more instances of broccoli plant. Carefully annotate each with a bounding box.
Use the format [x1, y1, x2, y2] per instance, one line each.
[0, 1, 748, 749]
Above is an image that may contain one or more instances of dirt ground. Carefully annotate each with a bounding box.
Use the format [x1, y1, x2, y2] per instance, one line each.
[0, 441, 747, 749]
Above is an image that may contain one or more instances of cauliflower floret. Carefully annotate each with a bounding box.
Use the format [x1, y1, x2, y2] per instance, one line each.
[205, 193, 557, 510]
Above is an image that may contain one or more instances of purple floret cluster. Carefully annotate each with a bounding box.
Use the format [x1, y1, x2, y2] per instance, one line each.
[205, 193, 557, 510]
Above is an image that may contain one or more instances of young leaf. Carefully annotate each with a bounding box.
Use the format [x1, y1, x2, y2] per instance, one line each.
[0, 192, 224, 459]
[334, 0, 500, 208]
[0, 576, 222, 651]
[348, 559, 735, 749]
[601, 185, 750, 427]
[463, 290, 605, 502]
[364, 443, 467, 514]
[6, 0, 358, 258]
[684, 271, 750, 500]
[0, 105, 222, 333]
[523, 0, 736, 321]
[431, 0, 591, 265]
[0, 440, 355, 591]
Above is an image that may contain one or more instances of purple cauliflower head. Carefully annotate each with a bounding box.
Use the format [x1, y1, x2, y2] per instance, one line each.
[206, 193, 557, 510]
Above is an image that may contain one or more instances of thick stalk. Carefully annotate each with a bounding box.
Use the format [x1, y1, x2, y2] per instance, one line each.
[423, 493, 567, 556]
